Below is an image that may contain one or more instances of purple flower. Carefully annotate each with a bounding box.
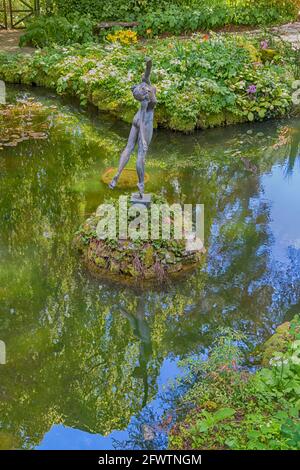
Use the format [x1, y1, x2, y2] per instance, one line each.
[247, 84, 257, 94]
[260, 40, 269, 50]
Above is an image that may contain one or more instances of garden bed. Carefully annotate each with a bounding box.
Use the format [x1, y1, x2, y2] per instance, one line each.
[168, 316, 300, 450]
[0, 33, 298, 132]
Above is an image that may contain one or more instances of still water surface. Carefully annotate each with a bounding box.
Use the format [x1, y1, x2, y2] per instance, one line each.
[0, 86, 300, 449]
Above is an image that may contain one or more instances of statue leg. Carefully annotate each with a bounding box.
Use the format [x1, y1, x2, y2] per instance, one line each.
[109, 123, 138, 189]
[136, 144, 146, 197]
[136, 118, 153, 197]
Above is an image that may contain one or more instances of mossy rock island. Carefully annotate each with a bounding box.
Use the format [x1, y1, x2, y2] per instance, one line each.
[102, 167, 150, 189]
[74, 196, 205, 285]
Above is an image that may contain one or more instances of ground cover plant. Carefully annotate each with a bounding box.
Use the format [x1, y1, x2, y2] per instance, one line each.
[169, 317, 300, 450]
[0, 33, 298, 131]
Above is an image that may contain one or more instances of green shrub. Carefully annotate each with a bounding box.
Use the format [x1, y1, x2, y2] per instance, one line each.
[169, 316, 300, 450]
[19, 1, 299, 47]
[52, 0, 299, 36]
[19, 14, 95, 48]
[55, 0, 165, 21]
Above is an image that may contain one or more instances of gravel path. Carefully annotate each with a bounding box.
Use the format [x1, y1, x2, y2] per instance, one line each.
[0, 30, 35, 54]
[270, 21, 300, 48]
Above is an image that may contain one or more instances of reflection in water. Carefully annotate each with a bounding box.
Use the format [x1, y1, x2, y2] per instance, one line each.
[120, 296, 152, 408]
[284, 125, 300, 177]
[0, 86, 300, 449]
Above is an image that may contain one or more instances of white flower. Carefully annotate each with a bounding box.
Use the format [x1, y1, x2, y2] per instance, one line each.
[127, 71, 134, 81]
[291, 353, 300, 365]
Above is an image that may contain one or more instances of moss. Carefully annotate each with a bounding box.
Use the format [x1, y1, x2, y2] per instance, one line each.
[143, 245, 154, 267]
[261, 49, 277, 63]
[198, 112, 226, 129]
[169, 115, 197, 133]
[261, 321, 292, 366]
[102, 167, 150, 189]
[225, 111, 246, 126]
[0, 431, 18, 450]
[92, 89, 137, 123]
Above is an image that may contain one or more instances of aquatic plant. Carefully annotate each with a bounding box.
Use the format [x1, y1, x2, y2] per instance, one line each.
[0, 99, 56, 150]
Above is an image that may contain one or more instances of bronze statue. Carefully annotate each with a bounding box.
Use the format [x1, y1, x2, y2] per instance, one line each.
[109, 58, 157, 199]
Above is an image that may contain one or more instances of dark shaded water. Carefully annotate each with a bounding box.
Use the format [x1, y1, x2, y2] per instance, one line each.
[0, 86, 300, 449]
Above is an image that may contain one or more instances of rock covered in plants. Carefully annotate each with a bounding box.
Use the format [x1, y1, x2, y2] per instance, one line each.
[74, 196, 205, 284]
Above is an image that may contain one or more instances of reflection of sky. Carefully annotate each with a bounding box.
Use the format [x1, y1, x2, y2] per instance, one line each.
[37, 358, 181, 450]
[261, 161, 300, 263]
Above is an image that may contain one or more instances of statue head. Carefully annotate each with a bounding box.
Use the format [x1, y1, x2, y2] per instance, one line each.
[131, 82, 157, 106]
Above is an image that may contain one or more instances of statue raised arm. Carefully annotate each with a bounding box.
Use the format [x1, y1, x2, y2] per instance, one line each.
[142, 58, 152, 85]
[109, 58, 157, 199]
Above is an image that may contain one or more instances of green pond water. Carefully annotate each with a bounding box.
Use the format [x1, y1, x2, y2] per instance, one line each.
[0, 86, 300, 450]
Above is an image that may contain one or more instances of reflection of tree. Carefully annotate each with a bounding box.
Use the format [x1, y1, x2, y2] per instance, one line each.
[0, 112, 162, 447]
[284, 126, 300, 177]
[1, 90, 300, 449]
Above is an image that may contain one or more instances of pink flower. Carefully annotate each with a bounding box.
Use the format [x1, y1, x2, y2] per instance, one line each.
[247, 84, 257, 94]
[260, 40, 269, 50]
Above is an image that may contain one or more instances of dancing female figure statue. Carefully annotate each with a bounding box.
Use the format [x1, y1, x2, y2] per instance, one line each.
[109, 58, 157, 198]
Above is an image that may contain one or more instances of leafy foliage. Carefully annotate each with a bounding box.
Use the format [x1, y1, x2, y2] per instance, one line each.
[19, 14, 95, 48]
[53, 0, 299, 35]
[138, 0, 299, 36]
[169, 317, 300, 450]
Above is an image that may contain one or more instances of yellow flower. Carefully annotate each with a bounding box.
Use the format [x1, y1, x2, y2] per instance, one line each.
[107, 29, 137, 45]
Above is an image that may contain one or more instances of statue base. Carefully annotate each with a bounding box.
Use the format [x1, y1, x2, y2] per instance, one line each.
[130, 193, 152, 207]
